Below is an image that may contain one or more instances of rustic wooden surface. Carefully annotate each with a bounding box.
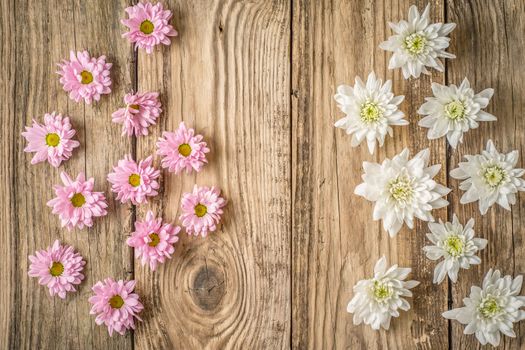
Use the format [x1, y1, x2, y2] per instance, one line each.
[0, 0, 523, 349]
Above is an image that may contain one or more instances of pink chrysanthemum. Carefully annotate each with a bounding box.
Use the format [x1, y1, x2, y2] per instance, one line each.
[179, 185, 226, 237]
[107, 155, 160, 205]
[121, 1, 178, 54]
[21, 112, 80, 167]
[89, 278, 143, 336]
[126, 211, 180, 270]
[57, 50, 112, 104]
[156, 122, 210, 174]
[28, 240, 86, 299]
[47, 172, 108, 231]
[112, 91, 162, 137]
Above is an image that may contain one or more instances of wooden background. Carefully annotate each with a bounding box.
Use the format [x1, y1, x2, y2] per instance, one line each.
[0, 0, 523, 349]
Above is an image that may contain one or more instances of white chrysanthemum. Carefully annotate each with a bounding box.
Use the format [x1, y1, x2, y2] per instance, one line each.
[450, 139, 525, 215]
[379, 4, 456, 79]
[423, 215, 487, 284]
[347, 256, 419, 330]
[334, 72, 407, 154]
[355, 148, 450, 237]
[418, 78, 496, 148]
[443, 269, 525, 347]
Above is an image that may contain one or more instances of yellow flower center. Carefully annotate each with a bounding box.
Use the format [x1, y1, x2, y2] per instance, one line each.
[49, 261, 64, 277]
[108, 295, 125, 309]
[129, 104, 140, 110]
[79, 70, 93, 84]
[478, 296, 501, 319]
[45, 133, 61, 147]
[444, 234, 464, 257]
[128, 173, 141, 187]
[360, 101, 383, 123]
[403, 33, 427, 55]
[178, 143, 192, 157]
[388, 176, 413, 202]
[148, 233, 160, 247]
[140, 20, 154, 35]
[483, 165, 506, 187]
[372, 281, 393, 302]
[71, 193, 86, 208]
[194, 203, 208, 218]
[445, 100, 466, 120]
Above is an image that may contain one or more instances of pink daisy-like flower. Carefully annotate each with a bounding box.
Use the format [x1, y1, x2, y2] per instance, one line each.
[28, 240, 86, 299]
[121, 1, 178, 54]
[156, 122, 210, 174]
[47, 172, 108, 231]
[57, 50, 112, 104]
[89, 278, 143, 336]
[112, 91, 162, 137]
[107, 155, 160, 205]
[21, 112, 80, 167]
[180, 185, 226, 237]
[126, 211, 180, 270]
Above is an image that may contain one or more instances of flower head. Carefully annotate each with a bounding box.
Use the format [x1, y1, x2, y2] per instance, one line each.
[107, 155, 160, 205]
[450, 140, 525, 215]
[22, 112, 80, 167]
[423, 215, 487, 284]
[112, 91, 162, 137]
[443, 269, 525, 346]
[379, 4, 456, 79]
[47, 172, 108, 231]
[334, 72, 407, 154]
[156, 122, 209, 174]
[180, 185, 226, 237]
[121, 1, 178, 54]
[355, 148, 450, 237]
[89, 278, 143, 336]
[347, 256, 419, 330]
[418, 78, 496, 148]
[126, 211, 180, 270]
[57, 50, 112, 104]
[28, 240, 86, 299]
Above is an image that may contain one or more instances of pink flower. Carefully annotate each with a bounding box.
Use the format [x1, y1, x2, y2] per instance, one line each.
[112, 91, 162, 137]
[180, 185, 226, 237]
[57, 50, 112, 104]
[89, 278, 143, 336]
[156, 122, 210, 174]
[47, 172, 108, 231]
[107, 155, 160, 205]
[126, 211, 180, 270]
[28, 240, 86, 299]
[21, 112, 80, 167]
[121, 1, 178, 54]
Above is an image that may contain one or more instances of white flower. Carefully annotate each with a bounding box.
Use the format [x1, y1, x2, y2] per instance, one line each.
[355, 148, 450, 237]
[334, 72, 407, 154]
[423, 215, 487, 284]
[347, 256, 419, 330]
[443, 269, 525, 347]
[450, 139, 525, 215]
[418, 78, 496, 148]
[379, 4, 456, 79]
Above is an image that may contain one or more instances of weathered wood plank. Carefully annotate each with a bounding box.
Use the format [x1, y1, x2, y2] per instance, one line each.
[6, 0, 135, 349]
[134, 0, 291, 348]
[291, 0, 449, 348]
[447, 0, 525, 348]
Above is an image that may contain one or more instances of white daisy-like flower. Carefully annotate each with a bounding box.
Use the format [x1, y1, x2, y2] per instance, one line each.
[423, 215, 487, 284]
[443, 269, 525, 347]
[334, 72, 407, 154]
[418, 78, 496, 148]
[379, 4, 456, 79]
[450, 139, 525, 215]
[347, 256, 419, 330]
[355, 148, 450, 237]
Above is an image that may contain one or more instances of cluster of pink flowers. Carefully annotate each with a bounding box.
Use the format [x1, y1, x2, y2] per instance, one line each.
[24, 1, 230, 338]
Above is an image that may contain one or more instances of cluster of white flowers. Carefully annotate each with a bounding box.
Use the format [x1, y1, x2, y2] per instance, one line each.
[341, 4, 525, 345]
